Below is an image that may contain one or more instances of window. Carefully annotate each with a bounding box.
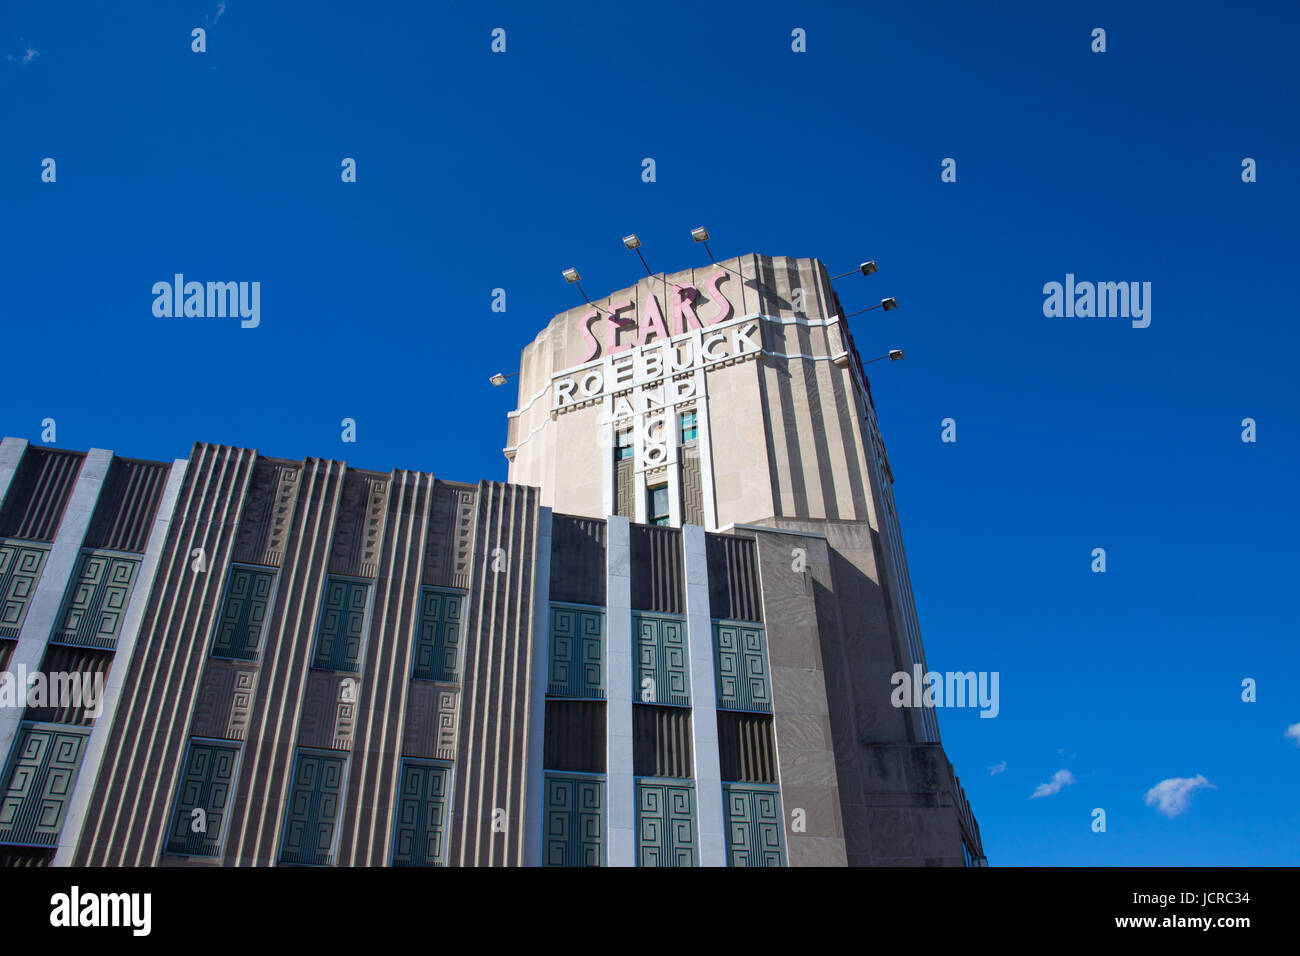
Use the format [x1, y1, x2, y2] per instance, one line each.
[0, 723, 90, 847]
[311, 576, 372, 672]
[411, 587, 465, 681]
[543, 773, 604, 867]
[50, 550, 140, 649]
[637, 779, 697, 867]
[165, 739, 241, 857]
[614, 429, 633, 461]
[548, 605, 604, 698]
[713, 621, 772, 712]
[679, 410, 698, 443]
[390, 760, 451, 867]
[211, 565, 276, 660]
[648, 484, 670, 526]
[0, 540, 50, 639]
[279, 750, 348, 865]
[633, 613, 690, 706]
[722, 784, 785, 867]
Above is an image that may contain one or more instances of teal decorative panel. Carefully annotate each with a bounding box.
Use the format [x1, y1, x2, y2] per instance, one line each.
[636, 780, 696, 867]
[164, 739, 241, 857]
[0, 539, 49, 639]
[279, 750, 347, 865]
[390, 760, 450, 866]
[722, 784, 785, 867]
[411, 587, 464, 682]
[543, 774, 603, 866]
[50, 550, 140, 649]
[633, 613, 690, 706]
[0, 723, 89, 847]
[311, 577, 371, 672]
[548, 605, 604, 698]
[713, 621, 772, 712]
[211, 565, 276, 661]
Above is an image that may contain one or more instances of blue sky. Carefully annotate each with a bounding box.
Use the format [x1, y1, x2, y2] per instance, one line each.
[2, 1, 1297, 865]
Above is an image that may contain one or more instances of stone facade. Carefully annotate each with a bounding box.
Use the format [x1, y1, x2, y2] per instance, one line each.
[0, 252, 984, 866]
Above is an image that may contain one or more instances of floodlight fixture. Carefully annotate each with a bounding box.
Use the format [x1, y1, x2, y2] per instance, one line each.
[844, 297, 901, 319]
[623, 234, 653, 276]
[862, 349, 906, 365]
[831, 260, 879, 281]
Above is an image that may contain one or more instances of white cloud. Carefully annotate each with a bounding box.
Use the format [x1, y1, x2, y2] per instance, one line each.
[1144, 775, 1215, 818]
[988, 760, 1007, 776]
[1285, 723, 1300, 747]
[5, 44, 39, 66]
[1030, 769, 1075, 799]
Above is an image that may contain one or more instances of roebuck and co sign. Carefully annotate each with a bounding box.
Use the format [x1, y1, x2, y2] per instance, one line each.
[552, 316, 761, 415]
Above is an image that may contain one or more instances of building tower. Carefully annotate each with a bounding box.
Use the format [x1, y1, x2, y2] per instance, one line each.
[506, 252, 984, 865]
[0, 253, 983, 867]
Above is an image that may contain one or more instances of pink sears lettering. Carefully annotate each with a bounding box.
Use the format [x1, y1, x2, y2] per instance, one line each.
[578, 269, 733, 362]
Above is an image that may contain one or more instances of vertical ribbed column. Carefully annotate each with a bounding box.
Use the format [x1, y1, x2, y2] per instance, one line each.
[523, 506, 552, 866]
[76, 444, 257, 865]
[55, 457, 189, 866]
[337, 470, 433, 865]
[604, 515, 634, 866]
[0, 437, 28, 505]
[225, 458, 345, 866]
[449, 481, 537, 866]
[0, 448, 109, 766]
[682, 523, 725, 865]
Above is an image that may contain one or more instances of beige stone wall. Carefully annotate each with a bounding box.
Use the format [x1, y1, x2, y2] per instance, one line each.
[506, 252, 876, 535]
[704, 356, 772, 529]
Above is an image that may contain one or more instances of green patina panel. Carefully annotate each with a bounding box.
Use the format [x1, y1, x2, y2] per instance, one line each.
[164, 739, 242, 857]
[50, 550, 140, 649]
[279, 750, 347, 865]
[0, 723, 90, 847]
[636, 779, 697, 867]
[211, 565, 276, 660]
[411, 588, 464, 682]
[713, 620, 772, 712]
[543, 774, 603, 866]
[722, 783, 786, 867]
[633, 613, 690, 706]
[390, 760, 450, 866]
[548, 605, 603, 698]
[0, 539, 49, 639]
[311, 576, 371, 672]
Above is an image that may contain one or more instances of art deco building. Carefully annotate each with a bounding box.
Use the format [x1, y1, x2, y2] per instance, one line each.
[0, 253, 984, 867]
